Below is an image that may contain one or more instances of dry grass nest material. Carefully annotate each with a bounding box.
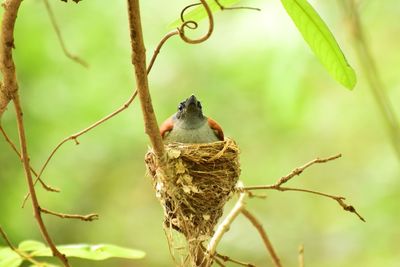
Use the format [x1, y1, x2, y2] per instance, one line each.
[145, 138, 241, 238]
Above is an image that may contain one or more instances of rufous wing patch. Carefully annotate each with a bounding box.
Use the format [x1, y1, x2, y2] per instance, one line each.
[208, 117, 224, 141]
[160, 116, 174, 138]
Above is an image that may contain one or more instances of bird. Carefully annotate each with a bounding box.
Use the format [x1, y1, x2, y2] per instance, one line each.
[160, 95, 224, 143]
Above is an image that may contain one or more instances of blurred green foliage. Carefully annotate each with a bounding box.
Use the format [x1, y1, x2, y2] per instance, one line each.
[0, 0, 399, 266]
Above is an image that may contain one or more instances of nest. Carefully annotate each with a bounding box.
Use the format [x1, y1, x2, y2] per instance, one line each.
[145, 138, 240, 240]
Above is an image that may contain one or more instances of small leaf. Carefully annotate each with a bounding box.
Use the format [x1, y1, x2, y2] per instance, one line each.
[0, 248, 22, 267]
[18, 240, 46, 252]
[31, 244, 145, 261]
[280, 0, 357, 89]
[169, 0, 242, 28]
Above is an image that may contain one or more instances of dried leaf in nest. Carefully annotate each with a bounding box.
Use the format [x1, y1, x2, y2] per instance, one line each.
[145, 138, 240, 239]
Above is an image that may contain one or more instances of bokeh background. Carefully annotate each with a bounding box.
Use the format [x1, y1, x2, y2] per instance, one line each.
[1, 0, 399, 266]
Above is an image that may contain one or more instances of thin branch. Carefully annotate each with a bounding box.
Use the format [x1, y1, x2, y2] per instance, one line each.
[126, 0, 165, 159]
[207, 188, 246, 260]
[274, 154, 341, 187]
[1, 1, 69, 266]
[214, 0, 261, 11]
[12, 97, 70, 267]
[214, 252, 256, 267]
[35, 91, 137, 188]
[147, 30, 179, 73]
[298, 244, 304, 267]
[40, 207, 98, 221]
[0, 226, 14, 249]
[0, 125, 60, 199]
[178, 0, 214, 44]
[43, 0, 88, 68]
[241, 208, 282, 267]
[340, 0, 400, 159]
[34, 21, 178, 203]
[0, 226, 47, 267]
[242, 154, 365, 222]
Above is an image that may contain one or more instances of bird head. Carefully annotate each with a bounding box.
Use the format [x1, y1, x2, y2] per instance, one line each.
[175, 95, 205, 127]
[176, 95, 203, 119]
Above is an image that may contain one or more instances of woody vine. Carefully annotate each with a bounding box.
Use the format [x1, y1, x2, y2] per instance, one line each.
[2, 0, 396, 266]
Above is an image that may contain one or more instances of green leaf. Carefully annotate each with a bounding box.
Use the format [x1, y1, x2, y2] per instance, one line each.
[169, 0, 242, 28]
[18, 240, 46, 252]
[280, 0, 357, 89]
[31, 244, 145, 261]
[0, 248, 22, 267]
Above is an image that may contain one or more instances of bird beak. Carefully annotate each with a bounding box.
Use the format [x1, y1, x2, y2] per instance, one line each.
[186, 95, 197, 107]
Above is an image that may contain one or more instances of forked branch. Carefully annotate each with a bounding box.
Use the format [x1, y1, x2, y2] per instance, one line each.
[1, 1, 69, 266]
[243, 154, 365, 222]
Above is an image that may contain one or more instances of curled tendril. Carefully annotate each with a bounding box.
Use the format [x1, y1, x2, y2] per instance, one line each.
[180, 2, 201, 23]
[178, 0, 214, 44]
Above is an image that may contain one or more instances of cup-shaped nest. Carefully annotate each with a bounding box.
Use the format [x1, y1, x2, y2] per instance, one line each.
[145, 138, 240, 239]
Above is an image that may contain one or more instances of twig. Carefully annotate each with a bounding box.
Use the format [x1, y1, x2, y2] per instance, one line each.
[298, 244, 304, 267]
[34, 90, 137, 195]
[207, 188, 246, 260]
[215, 252, 256, 267]
[34, 16, 179, 204]
[0, 226, 14, 249]
[178, 0, 214, 44]
[0, 226, 46, 266]
[243, 154, 365, 222]
[0, 125, 60, 200]
[340, 0, 400, 159]
[43, 0, 88, 68]
[40, 207, 99, 221]
[214, 0, 261, 11]
[0, 1, 69, 266]
[274, 154, 341, 187]
[126, 0, 165, 159]
[241, 208, 282, 267]
[147, 30, 179, 74]
[12, 97, 70, 267]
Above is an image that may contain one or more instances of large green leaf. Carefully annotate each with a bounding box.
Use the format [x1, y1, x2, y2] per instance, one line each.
[169, 0, 243, 28]
[0, 248, 22, 267]
[280, 0, 356, 89]
[31, 243, 145, 261]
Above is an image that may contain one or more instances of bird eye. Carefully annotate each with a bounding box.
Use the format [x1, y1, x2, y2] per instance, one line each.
[197, 101, 202, 109]
[178, 103, 184, 111]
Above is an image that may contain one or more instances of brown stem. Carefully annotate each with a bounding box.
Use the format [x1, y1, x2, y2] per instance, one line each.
[43, 0, 88, 67]
[242, 154, 365, 222]
[35, 26, 178, 201]
[274, 154, 341, 187]
[243, 185, 365, 222]
[13, 96, 70, 267]
[40, 207, 99, 221]
[241, 208, 282, 267]
[1, 1, 69, 266]
[126, 0, 165, 159]
[0, 0, 21, 117]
